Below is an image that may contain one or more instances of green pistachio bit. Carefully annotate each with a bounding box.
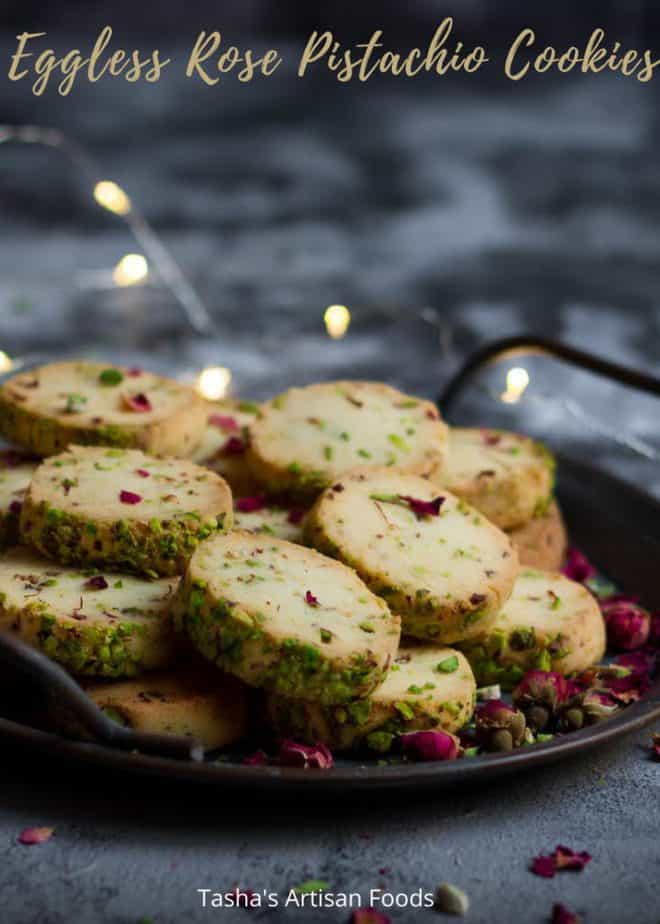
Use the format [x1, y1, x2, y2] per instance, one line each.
[237, 400, 259, 414]
[407, 684, 423, 694]
[509, 627, 536, 651]
[65, 393, 87, 413]
[99, 368, 124, 386]
[288, 462, 302, 474]
[535, 649, 552, 671]
[339, 431, 350, 441]
[359, 621, 375, 633]
[394, 700, 414, 720]
[366, 730, 395, 753]
[320, 628, 332, 643]
[535, 733, 554, 743]
[436, 655, 459, 673]
[357, 449, 372, 459]
[463, 746, 480, 758]
[323, 445, 333, 461]
[549, 593, 561, 610]
[387, 433, 410, 452]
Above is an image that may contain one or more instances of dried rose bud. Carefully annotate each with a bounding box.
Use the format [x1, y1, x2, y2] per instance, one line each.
[561, 548, 596, 583]
[552, 904, 582, 924]
[399, 729, 459, 762]
[601, 598, 651, 651]
[475, 699, 526, 751]
[278, 740, 334, 769]
[512, 670, 570, 732]
[557, 689, 620, 731]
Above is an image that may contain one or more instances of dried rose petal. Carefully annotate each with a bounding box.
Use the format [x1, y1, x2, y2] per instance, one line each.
[552, 904, 582, 924]
[475, 700, 527, 751]
[513, 670, 570, 731]
[279, 740, 334, 769]
[652, 733, 660, 761]
[601, 598, 651, 651]
[351, 909, 391, 924]
[305, 590, 320, 607]
[562, 548, 596, 583]
[236, 495, 267, 513]
[127, 367, 143, 377]
[480, 429, 501, 446]
[531, 846, 591, 878]
[243, 750, 269, 766]
[135, 468, 150, 478]
[119, 490, 142, 505]
[209, 414, 240, 433]
[399, 494, 445, 518]
[18, 826, 54, 845]
[9, 500, 22, 516]
[287, 508, 306, 525]
[399, 730, 458, 762]
[122, 392, 152, 413]
[83, 576, 108, 591]
[222, 436, 246, 455]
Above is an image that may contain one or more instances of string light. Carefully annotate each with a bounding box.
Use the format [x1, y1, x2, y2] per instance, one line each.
[93, 180, 132, 216]
[324, 304, 351, 339]
[501, 366, 530, 404]
[112, 254, 148, 287]
[0, 350, 13, 373]
[196, 366, 232, 401]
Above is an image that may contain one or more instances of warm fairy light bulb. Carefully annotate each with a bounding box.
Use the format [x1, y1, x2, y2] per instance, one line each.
[112, 254, 148, 287]
[196, 366, 232, 401]
[324, 304, 351, 339]
[501, 367, 530, 404]
[0, 350, 13, 373]
[94, 180, 132, 216]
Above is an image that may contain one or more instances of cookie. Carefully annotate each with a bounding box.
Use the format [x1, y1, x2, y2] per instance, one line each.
[0, 450, 39, 548]
[457, 568, 606, 689]
[20, 445, 233, 577]
[304, 470, 518, 644]
[177, 531, 400, 704]
[265, 645, 475, 752]
[0, 548, 178, 676]
[247, 381, 448, 500]
[0, 361, 207, 457]
[507, 501, 567, 571]
[432, 427, 555, 530]
[233, 494, 307, 543]
[193, 399, 261, 495]
[84, 664, 250, 750]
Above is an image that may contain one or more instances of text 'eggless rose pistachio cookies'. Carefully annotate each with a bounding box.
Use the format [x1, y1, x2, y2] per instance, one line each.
[20, 445, 233, 577]
[507, 500, 567, 572]
[0, 449, 39, 548]
[192, 399, 261, 495]
[265, 645, 475, 752]
[84, 664, 250, 751]
[0, 548, 178, 677]
[247, 381, 448, 500]
[432, 427, 556, 530]
[305, 470, 519, 644]
[177, 530, 400, 704]
[457, 568, 606, 689]
[0, 361, 207, 458]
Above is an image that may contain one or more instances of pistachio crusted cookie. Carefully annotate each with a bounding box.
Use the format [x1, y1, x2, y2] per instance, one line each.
[507, 500, 567, 572]
[432, 427, 556, 530]
[265, 645, 475, 753]
[177, 531, 400, 704]
[20, 446, 233, 577]
[457, 568, 606, 689]
[0, 361, 207, 457]
[305, 470, 518, 644]
[0, 548, 178, 676]
[193, 398, 261, 495]
[84, 664, 250, 751]
[0, 450, 39, 548]
[247, 381, 448, 500]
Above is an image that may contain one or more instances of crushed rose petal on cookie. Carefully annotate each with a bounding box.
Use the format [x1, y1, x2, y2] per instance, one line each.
[399, 495, 446, 518]
[400, 730, 459, 762]
[531, 846, 592, 878]
[83, 575, 108, 591]
[122, 392, 152, 413]
[119, 490, 142, 505]
[305, 590, 320, 607]
[221, 436, 246, 455]
[135, 468, 150, 478]
[209, 414, 240, 433]
[18, 827, 54, 845]
[278, 740, 334, 769]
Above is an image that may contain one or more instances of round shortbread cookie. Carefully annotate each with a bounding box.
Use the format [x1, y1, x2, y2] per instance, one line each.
[84, 664, 250, 751]
[20, 446, 233, 577]
[247, 381, 448, 500]
[0, 361, 207, 458]
[0, 450, 39, 548]
[432, 427, 555, 530]
[177, 531, 400, 705]
[304, 470, 518, 644]
[0, 548, 178, 676]
[193, 399, 261, 495]
[232, 494, 307, 543]
[457, 568, 606, 689]
[265, 645, 475, 752]
[507, 500, 567, 572]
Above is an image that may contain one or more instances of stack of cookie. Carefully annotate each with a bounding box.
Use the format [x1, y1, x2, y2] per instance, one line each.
[0, 364, 606, 757]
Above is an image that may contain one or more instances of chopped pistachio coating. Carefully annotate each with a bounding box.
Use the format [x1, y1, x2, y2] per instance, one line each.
[305, 470, 518, 644]
[458, 568, 606, 689]
[84, 662, 250, 750]
[247, 381, 448, 501]
[0, 361, 207, 457]
[265, 645, 476, 752]
[20, 445, 233, 577]
[507, 500, 567, 572]
[177, 530, 400, 704]
[0, 547, 178, 676]
[431, 427, 556, 530]
[0, 451, 38, 548]
[192, 398, 261, 495]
